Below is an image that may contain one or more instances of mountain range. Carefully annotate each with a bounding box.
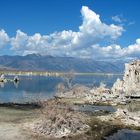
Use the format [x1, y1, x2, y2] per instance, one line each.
[0, 54, 126, 73]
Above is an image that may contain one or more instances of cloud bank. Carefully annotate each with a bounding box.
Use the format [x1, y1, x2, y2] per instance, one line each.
[0, 6, 139, 60]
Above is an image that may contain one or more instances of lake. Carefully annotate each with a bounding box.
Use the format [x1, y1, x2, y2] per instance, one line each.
[0, 74, 122, 103]
[0, 74, 140, 140]
[106, 129, 140, 140]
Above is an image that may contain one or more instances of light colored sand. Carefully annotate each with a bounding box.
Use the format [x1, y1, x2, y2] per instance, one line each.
[0, 107, 41, 140]
[0, 122, 29, 140]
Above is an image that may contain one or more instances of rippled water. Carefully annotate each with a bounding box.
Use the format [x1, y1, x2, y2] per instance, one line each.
[0, 75, 122, 103]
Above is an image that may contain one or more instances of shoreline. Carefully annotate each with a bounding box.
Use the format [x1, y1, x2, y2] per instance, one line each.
[0, 102, 41, 109]
[1, 60, 140, 139]
[0, 98, 140, 140]
[0, 70, 123, 77]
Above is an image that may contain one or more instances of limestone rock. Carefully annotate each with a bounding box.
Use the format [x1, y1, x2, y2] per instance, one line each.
[112, 78, 124, 94]
[98, 109, 140, 127]
[112, 60, 140, 95]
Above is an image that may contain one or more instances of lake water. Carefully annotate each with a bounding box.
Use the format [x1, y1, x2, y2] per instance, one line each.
[74, 104, 116, 113]
[106, 129, 140, 140]
[0, 74, 122, 103]
[0, 74, 140, 140]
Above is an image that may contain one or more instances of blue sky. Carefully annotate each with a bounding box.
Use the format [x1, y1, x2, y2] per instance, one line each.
[0, 0, 140, 60]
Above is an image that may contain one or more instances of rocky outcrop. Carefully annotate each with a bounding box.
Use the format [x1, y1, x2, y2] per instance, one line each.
[24, 99, 90, 138]
[98, 109, 140, 128]
[112, 60, 140, 96]
[56, 84, 130, 105]
[56, 85, 91, 99]
[0, 74, 6, 82]
[57, 60, 140, 105]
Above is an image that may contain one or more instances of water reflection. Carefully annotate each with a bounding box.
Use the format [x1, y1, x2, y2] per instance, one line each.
[14, 81, 19, 88]
[0, 82, 5, 88]
[0, 75, 122, 103]
[74, 104, 116, 113]
[0, 81, 20, 89]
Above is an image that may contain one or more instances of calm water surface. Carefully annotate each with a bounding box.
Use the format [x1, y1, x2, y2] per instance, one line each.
[0, 75, 122, 103]
[0, 75, 140, 140]
[106, 129, 140, 140]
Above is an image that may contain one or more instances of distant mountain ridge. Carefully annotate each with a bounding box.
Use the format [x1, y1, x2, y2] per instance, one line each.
[0, 54, 125, 73]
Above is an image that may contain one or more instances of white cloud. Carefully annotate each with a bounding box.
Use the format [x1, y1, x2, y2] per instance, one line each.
[10, 6, 124, 56]
[128, 21, 135, 26]
[0, 6, 140, 60]
[0, 29, 9, 48]
[112, 15, 126, 23]
[11, 30, 28, 51]
[84, 39, 140, 59]
[80, 7, 123, 40]
[112, 15, 122, 23]
[126, 39, 140, 57]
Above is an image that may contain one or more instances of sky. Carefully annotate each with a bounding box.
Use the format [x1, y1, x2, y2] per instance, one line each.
[0, 0, 140, 60]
